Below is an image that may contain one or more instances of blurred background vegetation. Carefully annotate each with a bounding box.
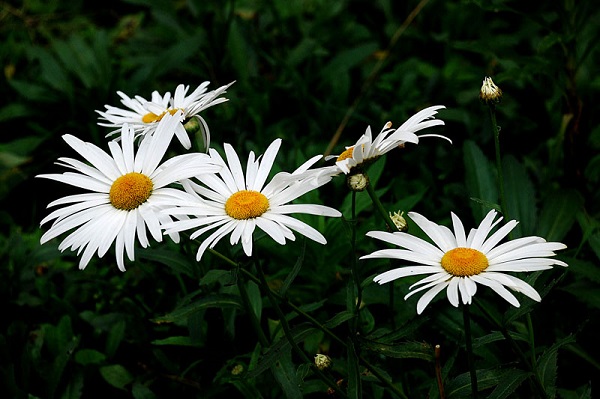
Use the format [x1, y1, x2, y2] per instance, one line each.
[1, 0, 599, 397]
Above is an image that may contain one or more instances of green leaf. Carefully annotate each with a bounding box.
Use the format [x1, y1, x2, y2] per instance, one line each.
[100, 364, 134, 391]
[363, 340, 434, 362]
[74, 349, 106, 366]
[502, 155, 537, 237]
[48, 335, 80, 398]
[247, 280, 262, 323]
[137, 247, 196, 277]
[588, 233, 600, 261]
[131, 382, 158, 399]
[247, 324, 317, 378]
[105, 319, 126, 358]
[537, 189, 584, 241]
[151, 336, 198, 347]
[0, 103, 33, 122]
[487, 368, 530, 399]
[199, 269, 233, 286]
[280, 239, 306, 297]
[152, 294, 243, 324]
[323, 311, 355, 329]
[346, 339, 362, 399]
[538, 334, 576, 399]
[565, 257, 600, 284]
[463, 140, 499, 221]
[446, 368, 504, 398]
[271, 349, 303, 399]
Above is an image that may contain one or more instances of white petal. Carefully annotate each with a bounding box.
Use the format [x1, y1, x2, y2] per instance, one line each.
[416, 282, 449, 314]
[451, 212, 467, 247]
[269, 204, 341, 217]
[365, 230, 445, 260]
[225, 142, 246, 191]
[469, 209, 499, 250]
[480, 220, 519, 254]
[470, 274, 520, 307]
[252, 139, 281, 191]
[447, 278, 460, 307]
[361, 249, 442, 266]
[372, 266, 440, 285]
[407, 212, 456, 252]
[256, 217, 287, 245]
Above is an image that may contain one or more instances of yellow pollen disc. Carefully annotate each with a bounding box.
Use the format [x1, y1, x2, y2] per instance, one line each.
[109, 172, 154, 211]
[225, 190, 269, 220]
[337, 146, 354, 162]
[142, 108, 181, 123]
[440, 247, 489, 277]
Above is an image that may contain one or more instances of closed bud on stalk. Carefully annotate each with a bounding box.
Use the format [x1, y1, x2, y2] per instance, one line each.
[479, 77, 502, 105]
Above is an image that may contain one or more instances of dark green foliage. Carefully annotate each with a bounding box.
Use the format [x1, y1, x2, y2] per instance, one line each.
[1, 0, 599, 397]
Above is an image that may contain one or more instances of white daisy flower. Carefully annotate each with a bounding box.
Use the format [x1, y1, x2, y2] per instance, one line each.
[96, 81, 234, 149]
[361, 210, 567, 314]
[162, 138, 342, 261]
[317, 105, 450, 182]
[38, 111, 221, 271]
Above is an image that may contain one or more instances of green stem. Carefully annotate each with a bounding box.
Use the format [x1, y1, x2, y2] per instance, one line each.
[255, 260, 348, 399]
[208, 248, 238, 267]
[489, 105, 509, 220]
[462, 305, 478, 399]
[350, 191, 362, 335]
[365, 175, 396, 231]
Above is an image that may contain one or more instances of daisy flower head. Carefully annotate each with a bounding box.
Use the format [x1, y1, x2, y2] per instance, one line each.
[162, 138, 342, 261]
[321, 105, 450, 180]
[38, 111, 221, 271]
[96, 81, 234, 149]
[361, 209, 567, 314]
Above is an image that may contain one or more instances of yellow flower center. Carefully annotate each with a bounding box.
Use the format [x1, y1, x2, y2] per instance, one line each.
[142, 108, 181, 123]
[109, 172, 154, 211]
[336, 146, 354, 162]
[440, 247, 489, 277]
[225, 190, 270, 220]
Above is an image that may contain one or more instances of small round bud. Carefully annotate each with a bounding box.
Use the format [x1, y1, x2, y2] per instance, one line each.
[184, 116, 210, 151]
[479, 77, 502, 105]
[231, 364, 244, 375]
[347, 173, 369, 192]
[389, 211, 408, 232]
[314, 354, 332, 370]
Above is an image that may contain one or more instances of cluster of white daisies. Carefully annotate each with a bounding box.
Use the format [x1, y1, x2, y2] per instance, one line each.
[38, 81, 567, 313]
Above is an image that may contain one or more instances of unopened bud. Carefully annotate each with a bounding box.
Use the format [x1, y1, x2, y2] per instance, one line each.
[389, 211, 408, 232]
[479, 77, 502, 105]
[314, 354, 332, 370]
[347, 173, 369, 192]
[184, 115, 210, 151]
[231, 364, 244, 375]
